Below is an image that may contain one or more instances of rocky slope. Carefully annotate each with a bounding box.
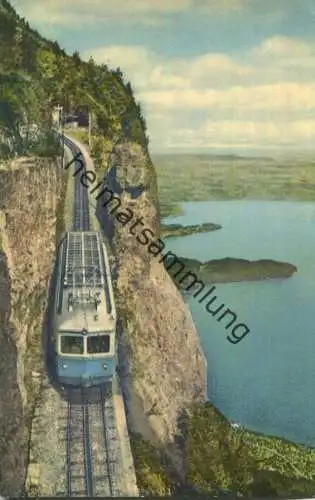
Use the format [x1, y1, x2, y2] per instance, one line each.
[96, 139, 207, 481]
[0, 156, 65, 496]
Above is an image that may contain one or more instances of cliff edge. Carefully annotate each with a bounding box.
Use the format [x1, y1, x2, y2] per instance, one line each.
[96, 139, 207, 481]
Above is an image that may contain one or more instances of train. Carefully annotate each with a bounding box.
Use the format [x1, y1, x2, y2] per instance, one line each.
[53, 230, 117, 388]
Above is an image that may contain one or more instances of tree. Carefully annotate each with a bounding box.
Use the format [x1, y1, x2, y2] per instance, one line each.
[125, 81, 133, 96]
[0, 10, 16, 69]
[114, 66, 124, 82]
[0, 72, 43, 154]
[72, 50, 81, 69]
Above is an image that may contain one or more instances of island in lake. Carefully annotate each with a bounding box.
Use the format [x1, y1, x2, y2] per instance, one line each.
[161, 222, 221, 238]
[166, 256, 297, 285]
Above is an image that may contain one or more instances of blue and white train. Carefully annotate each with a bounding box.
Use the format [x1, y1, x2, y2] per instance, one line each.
[53, 231, 117, 387]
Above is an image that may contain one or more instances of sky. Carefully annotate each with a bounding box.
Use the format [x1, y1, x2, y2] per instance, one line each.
[10, 0, 315, 155]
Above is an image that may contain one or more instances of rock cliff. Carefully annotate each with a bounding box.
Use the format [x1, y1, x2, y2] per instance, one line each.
[96, 139, 207, 478]
[0, 156, 65, 496]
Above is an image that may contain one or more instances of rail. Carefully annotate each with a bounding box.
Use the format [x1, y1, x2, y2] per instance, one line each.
[62, 135, 122, 497]
[66, 388, 121, 497]
[60, 133, 90, 231]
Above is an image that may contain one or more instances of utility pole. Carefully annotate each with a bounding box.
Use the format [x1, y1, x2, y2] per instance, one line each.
[88, 109, 92, 148]
[54, 104, 63, 133]
[54, 104, 64, 164]
[61, 109, 65, 167]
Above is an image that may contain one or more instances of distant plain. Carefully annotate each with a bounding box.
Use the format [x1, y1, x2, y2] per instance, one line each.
[153, 154, 315, 211]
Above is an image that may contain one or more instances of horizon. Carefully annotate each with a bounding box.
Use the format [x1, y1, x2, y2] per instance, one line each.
[151, 148, 315, 160]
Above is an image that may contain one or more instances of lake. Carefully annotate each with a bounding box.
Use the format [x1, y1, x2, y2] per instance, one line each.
[163, 200, 315, 447]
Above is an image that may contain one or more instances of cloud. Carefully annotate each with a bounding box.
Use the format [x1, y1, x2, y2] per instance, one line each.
[9, 0, 279, 27]
[14, 0, 315, 32]
[10, 0, 191, 26]
[190, 54, 252, 80]
[8, 0, 315, 152]
[163, 117, 315, 152]
[254, 36, 313, 59]
[197, 0, 247, 15]
[82, 46, 253, 91]
[81, 37, 315, 151]
[171, 120, 315, 147]
[82, 46, 192, 90]
[83, 38, 315, 95]
[87, 46, 153, 79]
[11, 0, 242, 27]
[141, 83, 315, 111]
[251, 36, 315, 71]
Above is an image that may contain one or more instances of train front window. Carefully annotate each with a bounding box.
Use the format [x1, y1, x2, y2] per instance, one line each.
[87, 335, 110, 354]
[60, 335, 84, 354]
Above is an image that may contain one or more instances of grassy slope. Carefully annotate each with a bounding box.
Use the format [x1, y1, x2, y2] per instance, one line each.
[186, 403, 315, 496]
[65, 127, 89, 146]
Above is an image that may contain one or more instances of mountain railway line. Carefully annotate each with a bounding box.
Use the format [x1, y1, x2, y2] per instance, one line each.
[66, 387, 121, 497]
[72, 150, 90, 231]
[58, 134, 126, 497]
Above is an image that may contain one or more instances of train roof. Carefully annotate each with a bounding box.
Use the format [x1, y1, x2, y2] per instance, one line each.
[55, 232, 116, 333]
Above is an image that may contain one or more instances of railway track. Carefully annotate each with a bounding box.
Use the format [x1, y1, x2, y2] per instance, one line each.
[66, 387, 121, 497]
[60, 133, 90, 231]
[73, 156, 90, 230]
[71, 141, 90, 231]
[61, 136, 121, 497]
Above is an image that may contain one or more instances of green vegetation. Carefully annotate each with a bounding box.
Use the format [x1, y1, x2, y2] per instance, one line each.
[130, 434, 173, 496]
[27, 129, 62, 157]
[90, 134, 114, 181]
[154, 153, 315, 203]
[165, 256, 297, 287]
[186, 403, 315, 496]
[65, 127, 88, 146]
[0, 0, 149, 160]
[161, 222, 221, 238]
[160, 201, 184, 218]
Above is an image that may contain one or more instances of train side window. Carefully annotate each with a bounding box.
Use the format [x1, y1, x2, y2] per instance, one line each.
[60, 335, 84, 354]
[87, 335, 110, 354]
